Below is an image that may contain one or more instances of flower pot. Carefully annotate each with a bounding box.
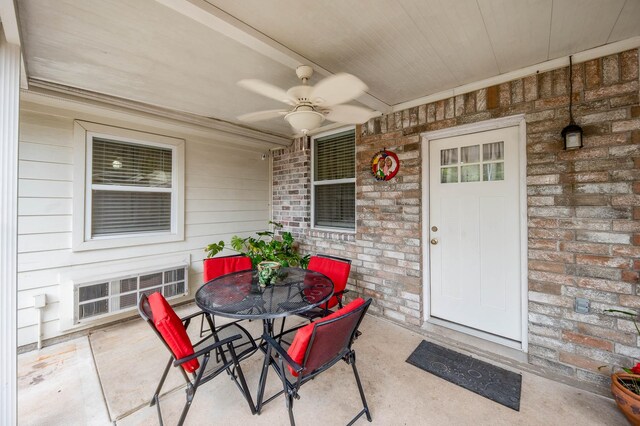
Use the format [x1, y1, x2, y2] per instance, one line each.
[612, 373, 640, 425]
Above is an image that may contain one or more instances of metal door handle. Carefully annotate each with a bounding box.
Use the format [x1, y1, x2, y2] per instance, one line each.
[430, 238, 438, 245]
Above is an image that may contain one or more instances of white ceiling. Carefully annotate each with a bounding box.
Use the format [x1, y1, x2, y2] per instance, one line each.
[17, 0, 640, 138]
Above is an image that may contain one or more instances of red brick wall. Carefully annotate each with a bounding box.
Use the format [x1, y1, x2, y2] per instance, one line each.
[272, 48, 640, 391]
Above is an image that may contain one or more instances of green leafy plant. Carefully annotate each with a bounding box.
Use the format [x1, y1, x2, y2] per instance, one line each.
[204, 221, 309, 268]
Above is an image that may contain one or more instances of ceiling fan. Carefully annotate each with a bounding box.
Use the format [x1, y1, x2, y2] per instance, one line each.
[237, 65, 377, 134]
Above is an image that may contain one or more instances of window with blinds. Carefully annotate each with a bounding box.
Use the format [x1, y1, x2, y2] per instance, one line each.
[312, 129, 356, 230]
[89, 137, 174, 237]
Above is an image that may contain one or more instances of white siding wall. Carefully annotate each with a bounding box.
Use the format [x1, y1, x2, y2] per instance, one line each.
[17, 102, 272, 346]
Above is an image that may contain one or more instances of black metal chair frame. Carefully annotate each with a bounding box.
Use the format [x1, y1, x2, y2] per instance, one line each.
[278, 253, 353, 340]
[261, 298, 372, 426]
[138, 294, 256, 426]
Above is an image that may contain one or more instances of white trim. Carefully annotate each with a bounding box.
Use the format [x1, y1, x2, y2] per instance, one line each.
[90, 184, 173, 193]
[0, 26, 20, 426]
[518, 119, 529, 353]
[311, 126, 357, 232]
[394, 36, 640, 113]
[23, 82, 291, 148]
[0, 0, 26, 88]
[300, 117, 380, 139]
[0, 0, 21, 46]
[428, 318, 523, 351]
[422, 114, 525, 140]
[420, 115, 528, 352]
[420, 137, 430, 322]
[314, 178, 354, 186]
[73, 121, 185, 251]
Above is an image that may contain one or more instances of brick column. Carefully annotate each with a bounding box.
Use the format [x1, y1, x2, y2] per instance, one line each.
[272, 137, 311, 240]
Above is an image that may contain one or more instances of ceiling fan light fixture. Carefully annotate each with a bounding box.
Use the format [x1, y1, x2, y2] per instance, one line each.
[284, 110, 324, 134]
[237, 65, 373, 134]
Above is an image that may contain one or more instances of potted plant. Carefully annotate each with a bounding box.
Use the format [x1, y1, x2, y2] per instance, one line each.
[606, 309, 640, 425]
[204, 221, 309, 269]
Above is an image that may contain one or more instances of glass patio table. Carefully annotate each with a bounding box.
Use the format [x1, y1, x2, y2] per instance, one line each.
[194, 267, 334, 412]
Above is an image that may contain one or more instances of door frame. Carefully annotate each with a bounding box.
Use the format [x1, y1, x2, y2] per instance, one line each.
[420, 114, 528, 352]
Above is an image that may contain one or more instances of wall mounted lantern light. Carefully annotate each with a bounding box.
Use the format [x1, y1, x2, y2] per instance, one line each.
[561, 55, 583, 150]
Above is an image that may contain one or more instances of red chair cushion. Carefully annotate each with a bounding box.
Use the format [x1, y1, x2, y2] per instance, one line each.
[286, 297, 366, 376]
[148, 292, 200, 373]
[203, 256, 252, 282]
[307, 256, 351, 309]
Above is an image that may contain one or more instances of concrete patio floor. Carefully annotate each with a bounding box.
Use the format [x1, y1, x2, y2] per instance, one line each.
[18, 304, 628, 425]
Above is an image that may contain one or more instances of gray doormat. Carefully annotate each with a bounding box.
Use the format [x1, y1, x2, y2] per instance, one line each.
[406, 340, 522, 411]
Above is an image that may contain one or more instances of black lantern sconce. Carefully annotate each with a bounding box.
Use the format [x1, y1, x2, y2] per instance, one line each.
[561, 55, 583, 150]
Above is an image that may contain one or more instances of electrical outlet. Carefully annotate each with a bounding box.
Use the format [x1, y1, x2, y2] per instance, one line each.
[34, 294, 47, 308]
[575, 297, 589, 314]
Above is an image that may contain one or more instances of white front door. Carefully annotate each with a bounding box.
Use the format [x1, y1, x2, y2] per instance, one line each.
[429, 125, 521, 341]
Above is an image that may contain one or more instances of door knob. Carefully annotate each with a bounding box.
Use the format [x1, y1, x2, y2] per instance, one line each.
[430, 238, 438, 245]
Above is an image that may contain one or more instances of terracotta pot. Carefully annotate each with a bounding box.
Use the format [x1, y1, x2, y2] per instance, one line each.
[611, 373, 640, 425]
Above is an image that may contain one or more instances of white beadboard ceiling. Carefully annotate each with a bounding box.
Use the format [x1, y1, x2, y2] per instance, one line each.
[17, 0, 640, 138]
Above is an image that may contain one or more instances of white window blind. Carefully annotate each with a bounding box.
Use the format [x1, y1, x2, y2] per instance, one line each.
[90, 137, 174, 237]
[313, 129, 356, 230]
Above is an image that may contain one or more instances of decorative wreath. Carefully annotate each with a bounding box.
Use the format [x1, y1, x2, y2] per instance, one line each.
[371, 149, 399, 181]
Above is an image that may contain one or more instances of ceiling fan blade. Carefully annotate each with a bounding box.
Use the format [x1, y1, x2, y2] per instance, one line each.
[325, 105, 376, 124]
[310, 73, 368, 106]
[237, 109, 288, 122]
[237, 79, 296, 105]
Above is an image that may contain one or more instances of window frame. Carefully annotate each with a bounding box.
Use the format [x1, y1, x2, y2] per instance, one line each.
[73, 121, 185, 251]
[310, 126, 356, 232]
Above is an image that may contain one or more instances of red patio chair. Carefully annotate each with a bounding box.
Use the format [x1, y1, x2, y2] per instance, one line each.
[278, 254, 352, 338]
[138, 292, 256, 426]
[261, 297, 372, 426]
[200, 254, 253, 337]
[304, 254, 352, 313]
[203, 253, 252, 283]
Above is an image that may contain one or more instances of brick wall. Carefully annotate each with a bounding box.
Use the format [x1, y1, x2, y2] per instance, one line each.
[272, 136, 310, 241]
[272, 48, 640, 390]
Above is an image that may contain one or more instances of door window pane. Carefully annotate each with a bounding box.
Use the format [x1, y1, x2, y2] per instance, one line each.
[461, 165, 480, 182]
[483, 162, 504, 181]
[483, 142, 504, 161]
[461, 145, 479, 164]
[441, 167, 458, 183]
[440, 148, 458, 165]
